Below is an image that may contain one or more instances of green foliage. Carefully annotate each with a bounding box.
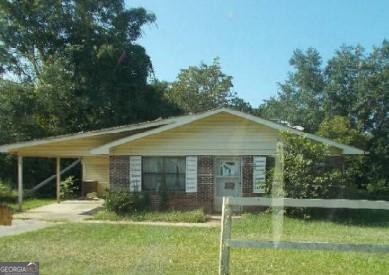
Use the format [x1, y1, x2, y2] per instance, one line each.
[60, 176, 80, 199]
[258, 48, 325, 132]
[317, 116, 369, 147]
[0, 181, 16, 203]
[104, 191, 150, 215]
[259, 41, 389, 194]
[0, 1, 179, 191]
[280, 132, 348, 200]
[166, 58, 251, 113]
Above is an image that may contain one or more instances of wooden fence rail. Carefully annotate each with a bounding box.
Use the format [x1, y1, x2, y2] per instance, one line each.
[219, 196, 389, 275]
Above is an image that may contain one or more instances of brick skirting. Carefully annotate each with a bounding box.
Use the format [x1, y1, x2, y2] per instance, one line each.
[109, 156, 129, 192]
[108, 155, 261, 213]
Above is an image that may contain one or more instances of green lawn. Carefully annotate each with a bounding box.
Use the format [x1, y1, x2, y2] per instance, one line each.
[0, 213, 388, 274]
[6, 198, 56, 212]
[90, 209, 207, 223]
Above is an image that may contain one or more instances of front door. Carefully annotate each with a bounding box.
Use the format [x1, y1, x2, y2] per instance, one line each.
[214, 157, 241, 212]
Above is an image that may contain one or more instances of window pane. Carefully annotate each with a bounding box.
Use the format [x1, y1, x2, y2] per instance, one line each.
[142, 157, 186, 192]
[143, 174, 163, 191]
[143, 157, 163, 173]
[217, 159, 240, 177]
[165, 174, 186, 191]
[164, 157, 186, 174]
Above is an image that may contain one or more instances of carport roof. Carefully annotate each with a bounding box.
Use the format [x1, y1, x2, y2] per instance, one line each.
[0, 108, 366, 156]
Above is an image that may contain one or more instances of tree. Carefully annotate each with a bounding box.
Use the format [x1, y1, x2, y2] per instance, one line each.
[279, 133, 355, 212]
[259, 41, 389, 195]
[258, 48, 325, 132]
[317, 116, 369, 148]
[166, 58, 251, 113]
[0, 0, 179, 134]
[0, 1, 179, 191]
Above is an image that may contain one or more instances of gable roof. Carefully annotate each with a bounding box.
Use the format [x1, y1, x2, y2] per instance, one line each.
[90, 108, 365, 155]
[0, 108, 365, 155]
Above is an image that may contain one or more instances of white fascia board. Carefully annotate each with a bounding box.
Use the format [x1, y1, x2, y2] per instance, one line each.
[91, 108, 365, 155]
[0, 119, 173, 153]
[222, 109, 366, 155]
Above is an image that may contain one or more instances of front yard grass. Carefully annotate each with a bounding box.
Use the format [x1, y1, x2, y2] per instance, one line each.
[89, 209, 207, 223]
[6, 198, 56, 212]
[0, 212, 388, 274]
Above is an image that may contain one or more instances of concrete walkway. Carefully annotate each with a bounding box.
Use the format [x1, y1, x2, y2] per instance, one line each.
[1, 200, 221, 237]
[14, 199, 104, 222]
[0, 219, 55, 237]
[0, 200, 104, 237]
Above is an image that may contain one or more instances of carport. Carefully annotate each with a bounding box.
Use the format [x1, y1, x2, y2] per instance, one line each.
[0, 120, 170, 210]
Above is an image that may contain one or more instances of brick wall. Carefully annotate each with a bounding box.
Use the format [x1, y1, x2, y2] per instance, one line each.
[197, 156, 214, 212]
[241, 156, 259, 197]
[242, 155, 267, 212]
[108, 155, 266, 213]
[108, 155, 215, 213]
[147, 156, 214, 213]
[109, 156, 129, 191]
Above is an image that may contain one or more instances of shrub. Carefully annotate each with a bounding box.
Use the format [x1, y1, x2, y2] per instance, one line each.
[104, 191, 149, 215]
[279, 132, 350, 200]
[275, 132, 357, 217]
[60, 176, 80, 199]
[0, 181, 17, 203]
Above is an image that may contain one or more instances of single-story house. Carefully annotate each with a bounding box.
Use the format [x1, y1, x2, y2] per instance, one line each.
[0, 108, 364, 212]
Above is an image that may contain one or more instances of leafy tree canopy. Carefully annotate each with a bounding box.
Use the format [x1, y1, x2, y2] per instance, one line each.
[166, 58, 252, 113]
[0, 0, 179, 190]
[259, 41, 389, 194]
[0, 0, 178, 139]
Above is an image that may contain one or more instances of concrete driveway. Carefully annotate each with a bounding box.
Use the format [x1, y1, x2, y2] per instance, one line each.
[0, 200, 103, 237]
[14, 199, 104, 222]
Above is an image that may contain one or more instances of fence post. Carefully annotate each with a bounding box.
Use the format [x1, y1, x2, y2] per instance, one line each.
[219, 196, 232, 275]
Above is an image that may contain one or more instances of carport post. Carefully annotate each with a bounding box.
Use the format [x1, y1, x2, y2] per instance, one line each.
[56, 157, 61, 203]
[17, 155, 23, 211]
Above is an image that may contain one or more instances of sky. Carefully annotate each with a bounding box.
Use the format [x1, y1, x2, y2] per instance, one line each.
[127, 0, 388, 107]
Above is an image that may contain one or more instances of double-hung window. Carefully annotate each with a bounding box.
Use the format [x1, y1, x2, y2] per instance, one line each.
[142, 157, 186, 192]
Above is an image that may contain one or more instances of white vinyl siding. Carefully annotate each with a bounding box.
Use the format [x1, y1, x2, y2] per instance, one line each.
[82, 156, 109, 193]
[112, 113, 279, 156]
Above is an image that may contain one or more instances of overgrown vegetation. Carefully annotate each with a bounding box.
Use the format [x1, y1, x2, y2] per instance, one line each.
[264, 132, 374, 217]
[60, 176, 80, 199]
[280, 132, 356, 200]
[104, 191, 150, 215]
[258, 43, 389, 196]
[91, 208, 207, 223]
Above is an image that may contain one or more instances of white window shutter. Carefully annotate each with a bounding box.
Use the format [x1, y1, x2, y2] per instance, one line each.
[253, 156, 266, 193]
[185, 156, 197, 193]
[129, 156, 142, 192]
